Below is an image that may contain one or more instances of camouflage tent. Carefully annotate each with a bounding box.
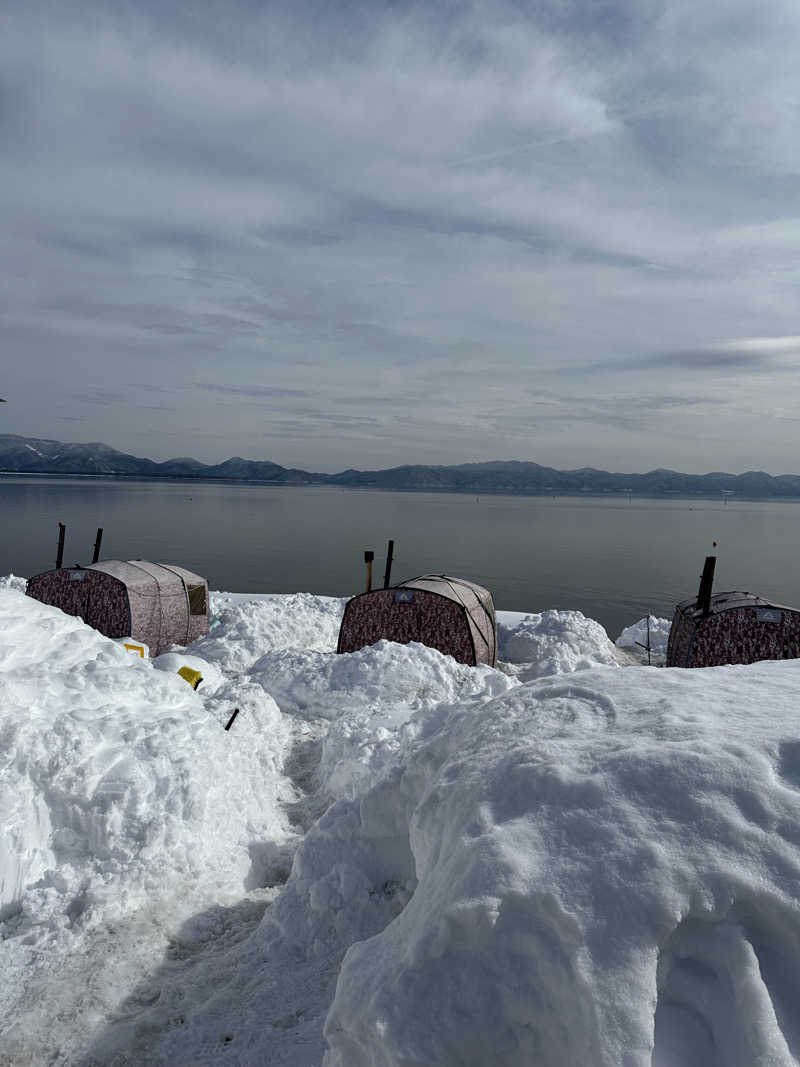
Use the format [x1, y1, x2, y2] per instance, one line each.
[337, 574, 496, 666]
[26, 560, 209, 655]
[666, 591, 800, 668]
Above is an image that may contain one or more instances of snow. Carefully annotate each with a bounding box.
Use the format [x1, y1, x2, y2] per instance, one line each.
[0, 573, 27, 593]
[616, 614, 672, 665]
[0, 589, 296, 1066]
[498, 608, 622, 678]
[323, 663, 800, 1067]
[194, 591, 346, 672]
[2, 585, 800, 1066]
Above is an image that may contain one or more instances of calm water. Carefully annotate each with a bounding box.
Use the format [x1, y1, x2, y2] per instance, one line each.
[3, 476, 800, 637]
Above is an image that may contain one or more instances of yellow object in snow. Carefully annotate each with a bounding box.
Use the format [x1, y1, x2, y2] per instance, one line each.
[177, 666, 203, 690]
[122, 641, 148, 658]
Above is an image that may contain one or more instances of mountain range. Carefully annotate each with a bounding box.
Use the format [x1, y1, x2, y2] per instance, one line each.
[3, 433, 800, 497]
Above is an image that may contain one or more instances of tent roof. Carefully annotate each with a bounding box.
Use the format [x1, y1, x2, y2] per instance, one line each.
[86, 560, 206, 593]
[399, 573, 492, 607]
[676, 590, 799, 619]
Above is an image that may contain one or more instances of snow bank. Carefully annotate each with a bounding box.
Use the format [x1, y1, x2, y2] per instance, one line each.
[249, 640, 515, 801]
[497, 609, 620, 679]
[321, 662, 800, 1066]
[0, 585, 515, 1065]
[6, 581, 800, 1067]
[616, 614, 672, 664]
[0, 587, 295, 1063]
[0, 588, 292, 923]
[0, 573, 26, 593]
[196, 592, 346, 673]
[151, 650, 227, 695]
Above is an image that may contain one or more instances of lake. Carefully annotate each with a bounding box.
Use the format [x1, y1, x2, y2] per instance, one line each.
[2, 476, 799, 637]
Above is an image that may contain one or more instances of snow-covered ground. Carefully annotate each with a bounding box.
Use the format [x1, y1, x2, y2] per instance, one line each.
[3, 575, 800, 1066]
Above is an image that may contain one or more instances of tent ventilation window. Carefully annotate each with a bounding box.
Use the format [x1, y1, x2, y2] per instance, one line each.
[188, 584, 207, 616]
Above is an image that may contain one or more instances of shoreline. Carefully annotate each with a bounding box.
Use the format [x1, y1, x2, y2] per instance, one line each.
[3, 471, 800, 503]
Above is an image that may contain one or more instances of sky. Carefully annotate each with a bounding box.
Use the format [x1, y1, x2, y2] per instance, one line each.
[2, 0, 799, 474]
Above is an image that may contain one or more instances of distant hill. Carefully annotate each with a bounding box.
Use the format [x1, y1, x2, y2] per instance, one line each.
[3, 433, 800, 497]
[0, 435, 322, 484]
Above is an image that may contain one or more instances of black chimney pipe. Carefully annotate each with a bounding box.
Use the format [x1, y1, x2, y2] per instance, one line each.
[383, 539, 395, 588]
[91, 527, 103, 564]
[56, 522, 66, 569]
[696, 555, 716, 615]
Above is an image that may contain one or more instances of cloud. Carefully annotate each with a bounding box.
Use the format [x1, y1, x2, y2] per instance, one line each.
[650, 337, 800, 371]
[77, 389, 130, 406]
[650, 349, 765, 370]
[2, 0, 800, 472]
[578, 335, 800, 378]
[194, 384, 314, 399]
[722, 336, 800, 353]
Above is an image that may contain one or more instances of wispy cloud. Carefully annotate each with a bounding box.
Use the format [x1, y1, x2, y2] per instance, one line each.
[194, 383, 314, 399]
[650, 350, 768, 370]
[2, 0, 800, 471]
[650, 336, 800, 372]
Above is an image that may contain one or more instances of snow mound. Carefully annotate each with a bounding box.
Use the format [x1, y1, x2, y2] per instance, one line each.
[249, 640, 515, 801]
[616, 615, 672, 661]
[0, 573, 26, 594]
[0, 587, 295, 1060]
[252, 639, 510, 722]
[151, 650, 227, 696]
[320, 662, 800, 1066]
[9, 583, 800, 1066]
[193, 592, 346, 673]
[498, 609, 620, 679]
